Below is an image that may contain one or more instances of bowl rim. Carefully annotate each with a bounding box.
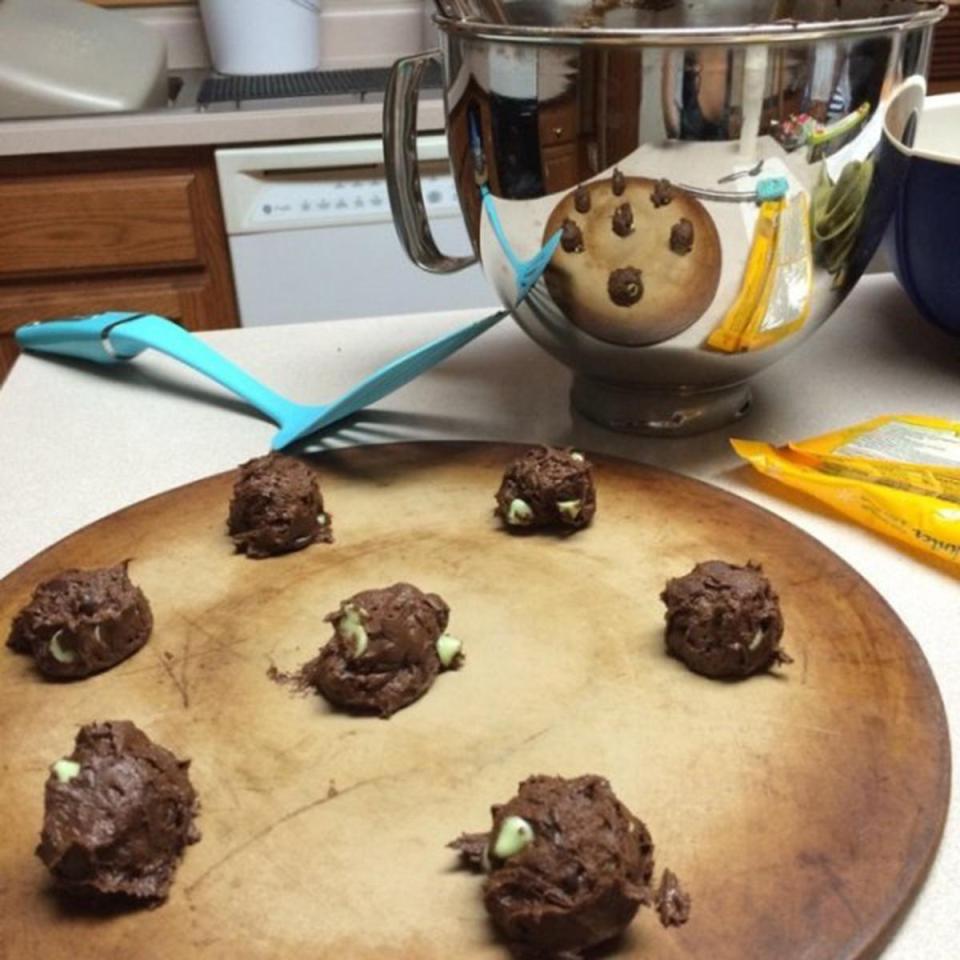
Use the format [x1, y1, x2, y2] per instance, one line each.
[886, 91, 960, 166]
[435, 1, 947, 47]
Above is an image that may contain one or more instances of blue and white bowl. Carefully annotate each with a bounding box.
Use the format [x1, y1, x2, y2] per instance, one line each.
[885, 92, 960, 335]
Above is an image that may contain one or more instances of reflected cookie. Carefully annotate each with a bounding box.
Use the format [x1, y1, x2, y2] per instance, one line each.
[543, 175, 722, 346]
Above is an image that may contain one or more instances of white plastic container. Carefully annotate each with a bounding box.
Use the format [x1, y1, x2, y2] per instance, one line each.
[199, 0, 321, 76]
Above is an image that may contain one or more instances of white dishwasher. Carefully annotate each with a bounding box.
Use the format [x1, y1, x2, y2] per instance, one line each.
[215, 136, 495, 326]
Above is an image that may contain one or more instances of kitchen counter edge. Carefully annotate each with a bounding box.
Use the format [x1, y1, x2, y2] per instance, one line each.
[0, 98, 446, 158]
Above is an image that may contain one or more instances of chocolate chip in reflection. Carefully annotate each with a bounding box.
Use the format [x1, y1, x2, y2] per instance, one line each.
[651, 178, 674, 208]
[612, 202, 634, 238]
[561, 218, 585, 253]
[608, 267, 644, 307]
[670, 217, 694, 255]
[612, 168, 626, 196]
[574, 183, 591, 213]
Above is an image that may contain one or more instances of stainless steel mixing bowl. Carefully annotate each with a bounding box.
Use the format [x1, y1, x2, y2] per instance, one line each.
[385, 0, 946, 435]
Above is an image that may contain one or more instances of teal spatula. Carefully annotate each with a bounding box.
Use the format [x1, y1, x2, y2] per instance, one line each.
[16, 307, 509, 449]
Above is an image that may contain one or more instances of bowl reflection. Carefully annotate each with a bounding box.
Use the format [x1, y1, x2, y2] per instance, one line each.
[387, 1, 945, 434]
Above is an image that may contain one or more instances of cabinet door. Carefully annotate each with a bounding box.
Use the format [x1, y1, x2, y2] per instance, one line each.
[930, 6, 960, 95]
[541, 142, 580, 194]
[539, 89, 580, 193]
[0, 272, 230, 333]
[0, 147, 238, 383]
[0, 171, 202, 276]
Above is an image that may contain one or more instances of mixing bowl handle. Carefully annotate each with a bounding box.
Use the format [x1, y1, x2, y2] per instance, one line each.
[384, 50, 477, 274]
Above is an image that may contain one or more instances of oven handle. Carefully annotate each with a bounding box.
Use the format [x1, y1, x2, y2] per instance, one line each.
[384, 50, 477, 274]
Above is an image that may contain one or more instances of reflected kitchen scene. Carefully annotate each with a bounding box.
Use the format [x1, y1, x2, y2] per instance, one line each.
[388, 0, 943, 433]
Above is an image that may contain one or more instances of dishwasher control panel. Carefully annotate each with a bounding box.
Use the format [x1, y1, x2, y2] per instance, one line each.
[248, 173, 462, 230]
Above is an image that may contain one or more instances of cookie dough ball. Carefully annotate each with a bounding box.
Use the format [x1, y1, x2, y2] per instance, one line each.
[450, 775, 690, 958]
[574, 183, 591, 213]
[650, 178, 674, 208]
[612, 202, 634, 237]
[228, 452, 331, 558]
[608, 266, 644, 306]
[302, 583, 461, 718]
[495, 446, 596, 533]
[670, 217, 694, 255]
[661, 560, 790, 679]
[8, 564, 152, 680]
[37, 721, 199, 902]
[561, 218, 585, 253]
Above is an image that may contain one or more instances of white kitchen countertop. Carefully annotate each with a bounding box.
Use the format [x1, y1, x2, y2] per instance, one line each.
[0, 272, 955, 957]
[0, 95, 445, 158]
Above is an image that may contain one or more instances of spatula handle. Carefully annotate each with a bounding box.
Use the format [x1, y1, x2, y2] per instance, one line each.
[15, 312, 145, 364]
[106, 315, 297, 425]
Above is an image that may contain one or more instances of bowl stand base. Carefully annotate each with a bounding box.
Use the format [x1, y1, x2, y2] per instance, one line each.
[571, 376, 753, 436]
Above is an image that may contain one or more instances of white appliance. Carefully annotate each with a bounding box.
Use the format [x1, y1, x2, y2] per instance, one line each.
[215, 136, 494, 326]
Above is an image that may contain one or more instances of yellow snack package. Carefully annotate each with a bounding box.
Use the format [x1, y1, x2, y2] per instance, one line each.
[742, 191, 812, 350]
[706, 193, 812, 353]
[732, 415, 960, 567]
[706, 199, 783, 353]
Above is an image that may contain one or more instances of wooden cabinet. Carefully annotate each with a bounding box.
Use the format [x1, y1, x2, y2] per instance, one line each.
[538, 92, 580, 194]
[930, 5, 960, 95]
[0, 146, 238, 382]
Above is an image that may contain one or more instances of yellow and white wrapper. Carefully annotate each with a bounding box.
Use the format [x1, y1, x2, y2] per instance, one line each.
[732, 415, 960, 567]
[707, 192, 813, 353]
